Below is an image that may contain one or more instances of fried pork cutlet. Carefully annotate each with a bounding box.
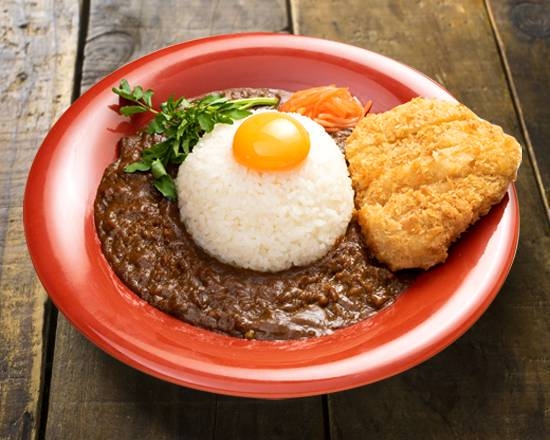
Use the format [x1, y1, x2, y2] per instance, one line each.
[345, 97, 522, 271]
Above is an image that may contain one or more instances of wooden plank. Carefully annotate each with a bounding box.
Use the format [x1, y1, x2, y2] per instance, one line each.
[0, 1, 79, 439]
[47, 324, 217, 440]
[213, 395, 325, 439]
[45, 1, 325, 439]
[79, 0, 291, 93]
[293, 0, 549, 438]
[486, 0, 550, 218]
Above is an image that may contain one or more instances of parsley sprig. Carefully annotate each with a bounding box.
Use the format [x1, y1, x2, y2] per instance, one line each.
[112, 79, 279, 199]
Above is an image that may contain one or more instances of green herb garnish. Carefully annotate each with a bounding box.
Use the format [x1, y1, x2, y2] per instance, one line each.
[112, 79, 279, 199]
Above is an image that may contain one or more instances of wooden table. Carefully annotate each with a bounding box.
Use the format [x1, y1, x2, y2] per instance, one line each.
[2, 1, 549, 438]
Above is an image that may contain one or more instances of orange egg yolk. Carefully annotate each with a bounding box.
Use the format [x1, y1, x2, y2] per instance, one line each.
[232, 112, 310, 171]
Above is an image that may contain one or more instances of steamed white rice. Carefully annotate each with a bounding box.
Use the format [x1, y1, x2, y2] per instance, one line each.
[176, 111, 354, 272]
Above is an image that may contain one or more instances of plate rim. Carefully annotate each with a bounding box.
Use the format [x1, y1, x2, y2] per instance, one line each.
[23, 32, 520, 398]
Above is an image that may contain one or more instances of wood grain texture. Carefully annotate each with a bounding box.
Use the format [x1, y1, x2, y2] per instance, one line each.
[0, 1, 79, 439]
[80, 0, 290, 92]
[48, 322, 323, 440]
[45, 1, 325, 439]
[293, 0, 549, 438]
[213, 395, 325, 439]
[486, 0, 550, 218]
[47, 324, 218, 440]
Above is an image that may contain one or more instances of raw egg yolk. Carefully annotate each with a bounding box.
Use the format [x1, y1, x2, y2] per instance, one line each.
[232, 112, 310, 171]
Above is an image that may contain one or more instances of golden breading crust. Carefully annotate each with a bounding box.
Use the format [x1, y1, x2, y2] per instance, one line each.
[345, 97, 522, 270]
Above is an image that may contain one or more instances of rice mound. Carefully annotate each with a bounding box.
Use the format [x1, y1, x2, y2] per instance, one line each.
[176, 111, 354, 272]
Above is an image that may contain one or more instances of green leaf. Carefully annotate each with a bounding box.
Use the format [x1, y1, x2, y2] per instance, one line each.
[147, 113, 167, 134]
[175, 119, 188, 138]
[150, 158, 169, 179]
[124, 160, 151, 173]
[174, 97, 186, 108]
[215, 115, 233, 124]
[172, 151, 187, 164]
[172, 138, 182, 156]
[163, 124, 177, 138]
[207, 97, 229, 107]
[120, 79, 131, 94]
[143, 89, 153, 107]
[197, 113, 214, 132]
[120, 105, 148, 116]
[154, 175, 177, 200]
[142, 140, 171, 161]
[146, 118, 163, 134]
[224, 108, 250, 120]
[198, 94, 223, 106]
[232, 96, 280, 109]
[160, 100, 170, 113]
[216, 101, 236, 111]
[112, 88, 133, 101]
[132, 85, 143, 101]
[162, 96, 181, 114]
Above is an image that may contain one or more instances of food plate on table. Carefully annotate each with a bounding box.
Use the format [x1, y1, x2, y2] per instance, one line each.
[24, 33, 520, 398]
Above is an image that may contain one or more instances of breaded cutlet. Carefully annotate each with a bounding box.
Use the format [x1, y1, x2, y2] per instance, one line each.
[345, 97, 522, 271]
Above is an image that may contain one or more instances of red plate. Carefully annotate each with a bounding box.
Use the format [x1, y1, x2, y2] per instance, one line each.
[24, 33, 519, 398]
